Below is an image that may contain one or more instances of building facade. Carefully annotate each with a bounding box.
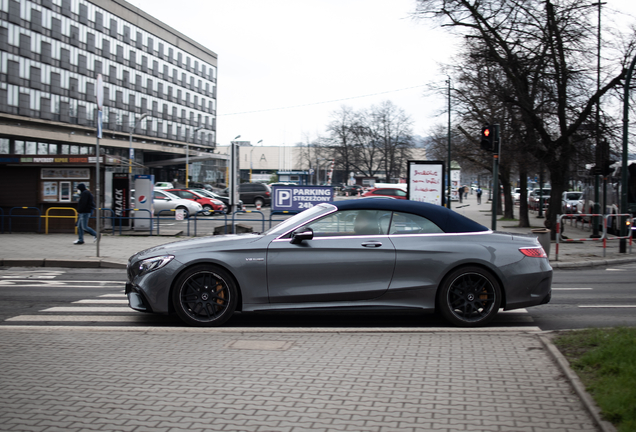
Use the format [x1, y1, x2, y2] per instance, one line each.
[0, 0, 225, 231]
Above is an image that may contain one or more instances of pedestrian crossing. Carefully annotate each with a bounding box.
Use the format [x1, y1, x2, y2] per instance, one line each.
[2, 289, 536, 328]
[0, 270, 538, 328]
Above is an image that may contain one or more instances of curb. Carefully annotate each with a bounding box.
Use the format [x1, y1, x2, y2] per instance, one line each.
[550, 256, 636, 269]
[0, 258, 127, 269]
[538, 333, 617, 432]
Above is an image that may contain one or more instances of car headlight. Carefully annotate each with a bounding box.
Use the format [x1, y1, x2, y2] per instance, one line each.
[138, 255, 174, 276]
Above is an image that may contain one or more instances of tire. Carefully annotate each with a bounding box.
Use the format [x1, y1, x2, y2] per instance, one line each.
[172, 265, 238, 327]
[438, 266, 501, 327]
[201, 204, 213, 216]
[254, 198, 264, 208]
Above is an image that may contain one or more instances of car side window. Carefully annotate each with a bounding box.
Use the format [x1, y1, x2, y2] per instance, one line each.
[389, 212, 443, 235]
[154, 191, 166, 200]
[304, 210, 390, 237]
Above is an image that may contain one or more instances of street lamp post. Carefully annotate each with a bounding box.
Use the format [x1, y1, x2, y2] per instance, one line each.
[187, 126, 204, 188]
[128, 113, 148, 175]
[250, 140, 263, 182]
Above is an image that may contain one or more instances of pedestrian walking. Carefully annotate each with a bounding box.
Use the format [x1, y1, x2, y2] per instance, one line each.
[75, 183, 97, 245]
[458, 186, 464, 203]
[476, 187, 482, 204]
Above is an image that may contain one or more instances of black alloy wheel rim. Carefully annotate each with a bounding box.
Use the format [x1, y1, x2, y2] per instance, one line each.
[447, 273, 496, 322]
[180, 271, 230, 322]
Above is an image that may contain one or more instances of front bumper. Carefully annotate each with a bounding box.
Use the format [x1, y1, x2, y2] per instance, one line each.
[125, 282, 153, 313]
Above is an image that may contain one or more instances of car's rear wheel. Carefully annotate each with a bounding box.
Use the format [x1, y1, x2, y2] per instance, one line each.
[254, 198, 264, 208]
[438, 266, 501, 327]
[172, 265, 237, 326]
[201, 204, 213, 216]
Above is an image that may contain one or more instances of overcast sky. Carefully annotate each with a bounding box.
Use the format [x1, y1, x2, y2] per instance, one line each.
[128, 0, 636, 147]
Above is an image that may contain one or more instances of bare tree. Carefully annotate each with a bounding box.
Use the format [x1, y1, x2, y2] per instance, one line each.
[414, 0, 630, 237]
[325, 102, 416, 182]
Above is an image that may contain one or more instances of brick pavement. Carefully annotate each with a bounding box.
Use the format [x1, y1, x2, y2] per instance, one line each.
[0, 328, 600, 432]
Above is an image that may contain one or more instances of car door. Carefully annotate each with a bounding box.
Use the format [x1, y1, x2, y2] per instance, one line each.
[266, 209, 396, 303]
[153, 190, 172, 214]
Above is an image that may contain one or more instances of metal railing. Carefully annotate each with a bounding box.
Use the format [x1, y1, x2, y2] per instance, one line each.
[556, 213, 633, 260]
[43, 207, 78, 235]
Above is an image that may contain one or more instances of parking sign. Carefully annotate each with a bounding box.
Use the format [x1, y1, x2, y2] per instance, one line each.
[272, 186, 333, 212]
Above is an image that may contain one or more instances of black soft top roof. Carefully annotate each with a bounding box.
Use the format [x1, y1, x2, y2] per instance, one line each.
[333, 199, 489, 233]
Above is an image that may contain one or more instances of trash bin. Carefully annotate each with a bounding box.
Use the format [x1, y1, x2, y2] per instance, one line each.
[531, 228, 551, 257]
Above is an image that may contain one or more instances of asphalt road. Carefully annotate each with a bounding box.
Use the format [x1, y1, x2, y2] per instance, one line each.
[1, 264, 634, 330]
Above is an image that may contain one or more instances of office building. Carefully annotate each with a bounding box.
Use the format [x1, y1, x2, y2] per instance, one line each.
[0, 0, 225, 231]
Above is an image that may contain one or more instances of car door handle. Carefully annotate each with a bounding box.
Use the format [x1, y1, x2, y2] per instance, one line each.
[361, 241, 382, 248]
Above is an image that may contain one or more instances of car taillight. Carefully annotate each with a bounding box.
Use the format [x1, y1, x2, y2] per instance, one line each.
[266, 191, 270, 196]
[519, 247, 547, 258]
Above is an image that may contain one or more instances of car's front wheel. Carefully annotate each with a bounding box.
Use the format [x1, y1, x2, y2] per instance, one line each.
[254, 198, 264, 208]
[438, 266, 501, 327]
[172, 265, 237, 326]
[201, 204, 214, 216]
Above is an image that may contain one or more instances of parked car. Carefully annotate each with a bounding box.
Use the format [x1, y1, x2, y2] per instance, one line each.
[512, 188, 521, 203]
[165, 188, 226, 216]
[528, 188, 551, 211]
[223, 183, 271, 207]
[561, 191, 582, 214]
[362, 187, 408, 199]
[131, 189, 203, 217]
[154, 182, 174, 189]
[126, 198, 552, 328]
[192, 188, 243, 209]
[151, 189, 203, 217]
[340, 185, 364, 196]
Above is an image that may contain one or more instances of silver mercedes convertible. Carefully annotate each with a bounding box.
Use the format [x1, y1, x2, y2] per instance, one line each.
[126, 199, 552, 327]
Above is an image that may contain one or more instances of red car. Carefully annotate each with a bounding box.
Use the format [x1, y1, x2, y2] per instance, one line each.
[165, 189, 226, 216]
[361, 187, 408, 199]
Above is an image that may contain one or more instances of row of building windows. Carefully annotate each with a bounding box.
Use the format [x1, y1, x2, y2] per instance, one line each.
[6, 0, 217, 80]
[0, 84, 216, 145]
[2, 52, 217, 116]
[2, 24, 217, 99]
[0, 137, 96, 155]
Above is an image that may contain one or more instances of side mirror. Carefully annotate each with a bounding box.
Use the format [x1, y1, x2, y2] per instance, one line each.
[290, 227, 314, 244]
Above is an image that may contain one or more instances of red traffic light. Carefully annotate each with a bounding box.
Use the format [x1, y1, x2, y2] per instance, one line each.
[480, 125, 494, 151]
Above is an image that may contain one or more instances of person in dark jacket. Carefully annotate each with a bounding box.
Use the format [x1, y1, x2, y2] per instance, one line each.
[75, 183, 97, 245]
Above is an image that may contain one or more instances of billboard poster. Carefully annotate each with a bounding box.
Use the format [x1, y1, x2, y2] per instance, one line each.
[407, 161, 445, 206]
[112, 173, 130, 227]
[272, 186, 334, 212]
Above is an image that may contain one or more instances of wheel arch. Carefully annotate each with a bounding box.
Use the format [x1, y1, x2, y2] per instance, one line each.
[167, 260, 244, 314]
[434, 262, 507, 311]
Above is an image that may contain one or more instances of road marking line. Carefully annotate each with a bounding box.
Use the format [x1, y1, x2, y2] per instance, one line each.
[41, 307, 136, 313]
[498, 308, 528, 313]
[578, 305, 636, 308]
[0, 284, 122, 288]
[72, 300, 128, 304]
[99, 294, 126, 298]
[0, 280, 123, 283]
[5, 315, 142, 322]
[553, 288, 593, 290]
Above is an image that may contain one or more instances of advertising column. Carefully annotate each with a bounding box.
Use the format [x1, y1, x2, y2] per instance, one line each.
[407, 161, 445, 205]
[134, 174, 154, 230]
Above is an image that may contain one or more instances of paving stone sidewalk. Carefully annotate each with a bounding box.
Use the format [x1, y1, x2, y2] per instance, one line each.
[0, 328, 602, 432]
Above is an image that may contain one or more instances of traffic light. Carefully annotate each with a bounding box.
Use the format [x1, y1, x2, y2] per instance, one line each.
[480, 125, 494, 151]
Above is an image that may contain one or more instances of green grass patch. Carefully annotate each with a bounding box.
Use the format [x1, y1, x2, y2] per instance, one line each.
[553, 327, 636, 431]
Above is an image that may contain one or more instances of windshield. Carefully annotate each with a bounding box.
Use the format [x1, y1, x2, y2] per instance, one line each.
[263, 203, 336, 236]
[566, 192, 582, 200]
